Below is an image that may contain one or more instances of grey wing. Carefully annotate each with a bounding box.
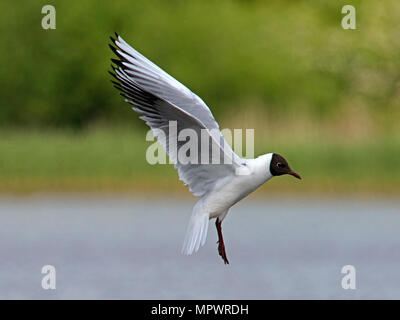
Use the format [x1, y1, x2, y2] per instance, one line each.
[109, 34, 243, 197]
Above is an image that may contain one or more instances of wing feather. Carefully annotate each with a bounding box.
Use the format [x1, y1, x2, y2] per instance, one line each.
[110, 34, 244, 196]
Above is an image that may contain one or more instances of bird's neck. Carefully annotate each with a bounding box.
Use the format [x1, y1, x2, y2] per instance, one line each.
[245, 153, 273, 181]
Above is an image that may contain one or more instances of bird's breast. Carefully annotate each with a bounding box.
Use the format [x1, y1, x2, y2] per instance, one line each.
[203, 166, 272, 218]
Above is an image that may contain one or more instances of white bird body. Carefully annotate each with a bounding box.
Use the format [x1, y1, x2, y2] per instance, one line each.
[203, 154, 273, 219]
[109, 34, 300, 264]
[181, 154, 273, 256]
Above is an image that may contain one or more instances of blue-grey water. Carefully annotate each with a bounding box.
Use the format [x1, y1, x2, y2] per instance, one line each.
[0, 194, 399, 299]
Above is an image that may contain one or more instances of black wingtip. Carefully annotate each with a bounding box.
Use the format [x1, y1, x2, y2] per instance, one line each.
[111, 58, 123, 68]
[109, 43, 118, 55]
[110, 32, 120, 47]
[109, 71, 120, 83]
[113, 84, 123, 92]
[112, 81, 123, 91]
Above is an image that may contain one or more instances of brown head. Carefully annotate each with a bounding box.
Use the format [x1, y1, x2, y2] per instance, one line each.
[269, 153, 301, 179]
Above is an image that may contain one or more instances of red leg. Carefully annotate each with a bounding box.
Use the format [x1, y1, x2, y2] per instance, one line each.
[216, 218, 229, 265]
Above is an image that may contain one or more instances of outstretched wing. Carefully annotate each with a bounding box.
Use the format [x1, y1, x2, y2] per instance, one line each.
[109, 34, 244, 197]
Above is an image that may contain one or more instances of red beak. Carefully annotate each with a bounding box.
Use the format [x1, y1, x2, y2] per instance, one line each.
[289, 171, 302, 179]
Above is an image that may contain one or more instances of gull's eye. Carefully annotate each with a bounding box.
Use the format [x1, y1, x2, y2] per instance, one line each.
[277, 162, 285, 168]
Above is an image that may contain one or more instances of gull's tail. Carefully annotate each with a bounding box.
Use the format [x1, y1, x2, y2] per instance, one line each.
[182, 201, 209, 255]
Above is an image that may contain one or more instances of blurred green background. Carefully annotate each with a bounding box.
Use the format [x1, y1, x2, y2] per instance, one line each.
[1, 0, 399, 194]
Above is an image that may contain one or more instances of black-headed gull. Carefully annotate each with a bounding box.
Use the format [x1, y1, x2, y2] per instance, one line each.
[109, 34, 301, 264]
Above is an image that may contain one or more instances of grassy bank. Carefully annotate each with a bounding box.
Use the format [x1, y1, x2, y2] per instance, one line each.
[1, 1, 399, 131]
[1, 1, 399, 195]
[1, 127, 399, 195]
